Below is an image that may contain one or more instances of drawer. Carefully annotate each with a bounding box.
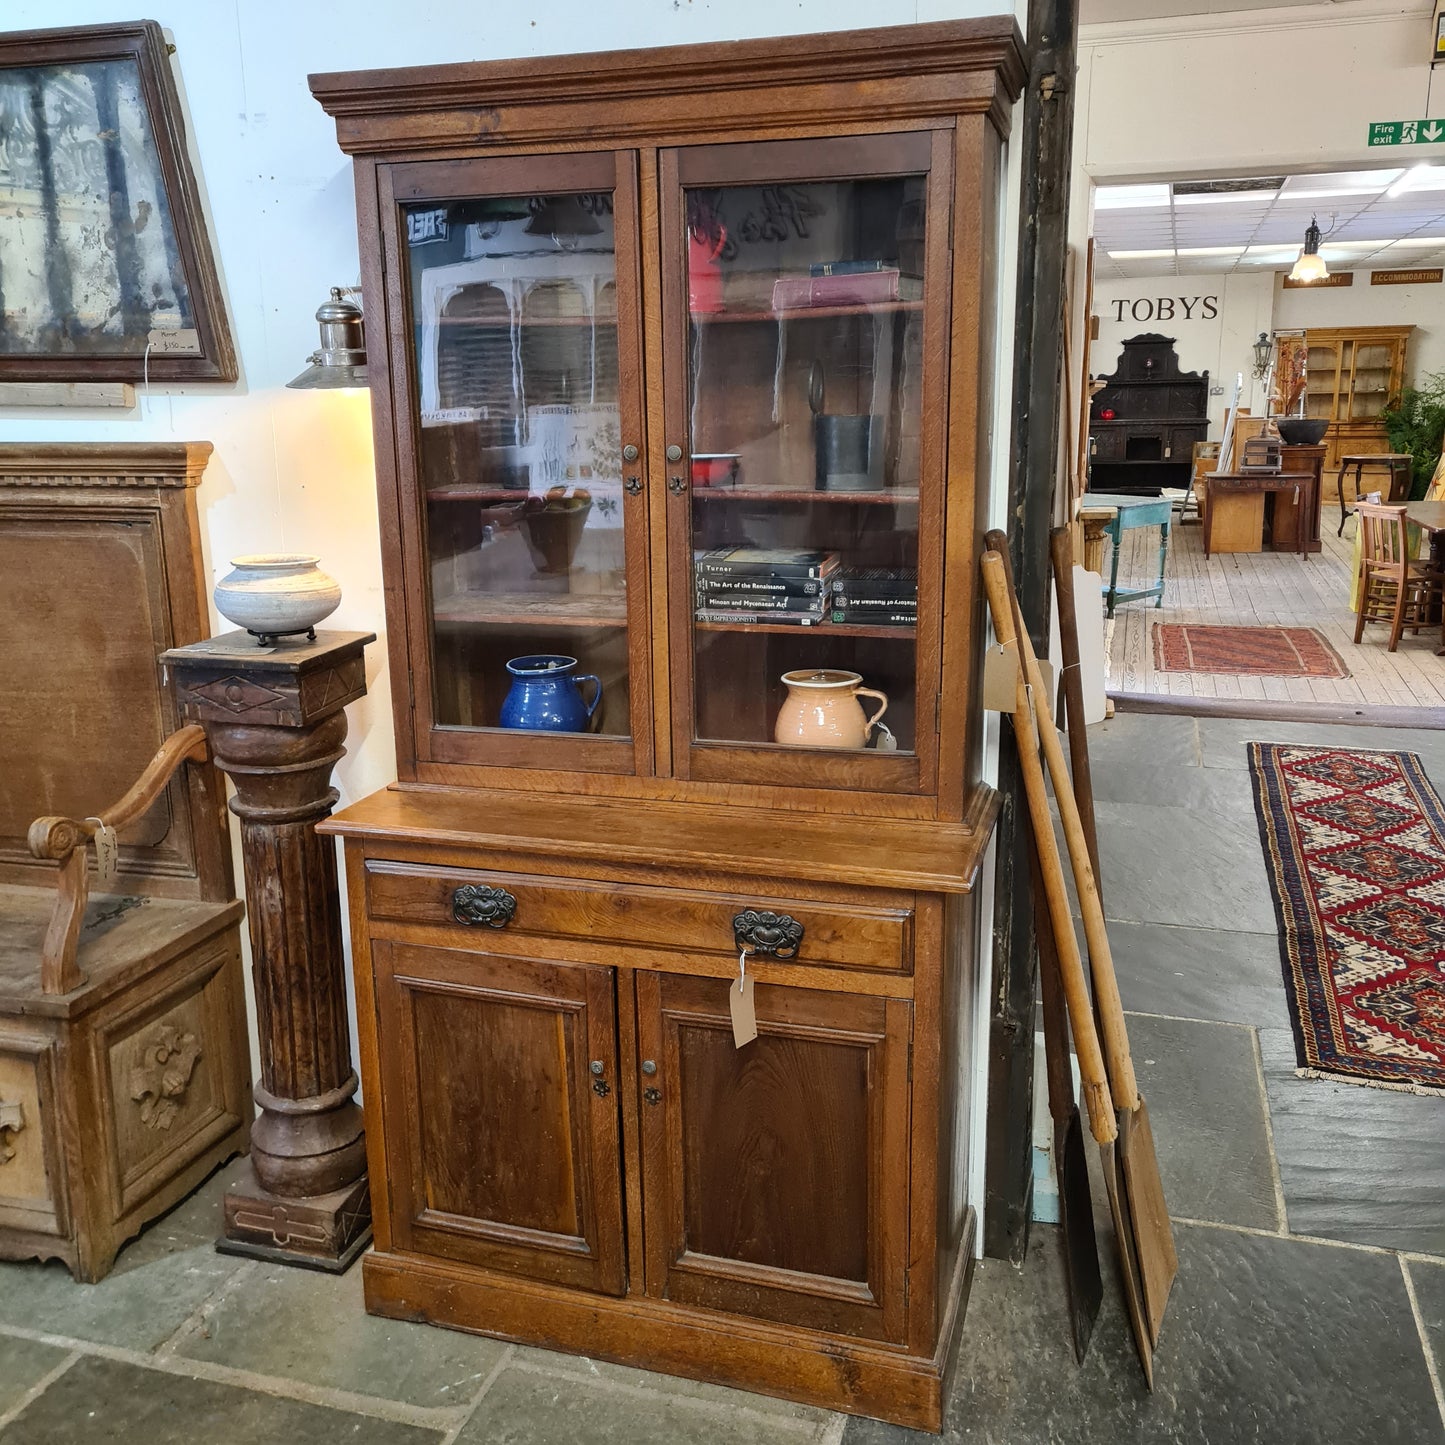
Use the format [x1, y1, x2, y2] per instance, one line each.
[364, 861, 912, 972]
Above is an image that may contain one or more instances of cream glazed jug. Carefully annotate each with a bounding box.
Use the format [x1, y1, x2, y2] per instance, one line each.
[773, 669, 889, 749]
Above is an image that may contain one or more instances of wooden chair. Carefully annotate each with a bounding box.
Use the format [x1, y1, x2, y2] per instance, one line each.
[1352, 501, 1443, 652]
[0, 444, 252, 1282]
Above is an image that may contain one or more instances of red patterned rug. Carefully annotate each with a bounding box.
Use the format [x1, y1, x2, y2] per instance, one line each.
[1153, 624, 1348, 679]
[1249, 743, 1445, 1095]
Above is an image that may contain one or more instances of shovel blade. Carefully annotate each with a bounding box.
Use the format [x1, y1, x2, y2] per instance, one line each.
[1119, 1096, 1178, 1346]
[1056, 1108, 1104, 1363]
[1101, 1139, 1155, 1390]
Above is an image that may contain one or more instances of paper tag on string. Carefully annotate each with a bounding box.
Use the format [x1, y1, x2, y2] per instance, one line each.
[982, 642, 1020, 712]
[89, 819, 119, 888]
[730, 950, 758, 1048]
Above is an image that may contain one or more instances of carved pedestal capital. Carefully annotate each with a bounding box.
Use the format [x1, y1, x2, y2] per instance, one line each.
[163, 629, 375, 1271]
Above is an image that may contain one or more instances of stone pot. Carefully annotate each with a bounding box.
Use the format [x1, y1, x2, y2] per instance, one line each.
[214, 555, 342, 640]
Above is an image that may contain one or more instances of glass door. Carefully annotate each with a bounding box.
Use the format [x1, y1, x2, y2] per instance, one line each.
[660, 133, 950, 792]
[382, 152, 649, 775]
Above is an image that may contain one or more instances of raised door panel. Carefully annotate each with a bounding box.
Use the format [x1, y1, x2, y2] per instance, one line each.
[375, 942, 625, 1295]
[376, 149, 652, 779]
[637, 972, 910, 1341]
[0, 1032, 66, 1240]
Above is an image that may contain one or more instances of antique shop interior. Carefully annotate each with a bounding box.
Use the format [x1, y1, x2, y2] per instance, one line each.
[0, 3, 1441, 1445]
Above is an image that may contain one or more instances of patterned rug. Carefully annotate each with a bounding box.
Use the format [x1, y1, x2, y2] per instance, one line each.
[1249, 743, 1445, 1095]
[1154, 624, 1349, 679]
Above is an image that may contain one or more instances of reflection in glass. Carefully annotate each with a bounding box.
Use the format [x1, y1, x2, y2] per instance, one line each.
[684, 177, 926, 754]
[405, 192, 629, 736]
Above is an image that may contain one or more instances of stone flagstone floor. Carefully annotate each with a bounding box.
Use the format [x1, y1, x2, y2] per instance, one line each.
[0, 713, 1441, 1444]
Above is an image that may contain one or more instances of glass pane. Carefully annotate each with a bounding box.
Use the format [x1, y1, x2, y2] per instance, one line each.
[684, 176, 926, 755]
[406, 192, 628, 737]
[1350, 343, 1392, 419]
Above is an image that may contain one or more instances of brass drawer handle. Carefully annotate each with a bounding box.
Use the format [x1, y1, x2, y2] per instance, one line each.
[452, 884, 517, 929]
[732, 909, 803, 959]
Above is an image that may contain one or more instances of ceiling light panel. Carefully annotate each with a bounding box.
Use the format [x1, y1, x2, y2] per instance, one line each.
[1094, 184, 1171, 210]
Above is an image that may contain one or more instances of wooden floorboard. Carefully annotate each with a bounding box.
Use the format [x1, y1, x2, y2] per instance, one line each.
[1101, 517, 1445, 715]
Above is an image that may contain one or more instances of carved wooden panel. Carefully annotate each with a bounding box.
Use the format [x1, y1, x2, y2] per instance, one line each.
[376, 941, 625, 1295]
[638, 972, 910, 1342]
[0, 1034, 63, 1238]
[102, 944, 243, 1216]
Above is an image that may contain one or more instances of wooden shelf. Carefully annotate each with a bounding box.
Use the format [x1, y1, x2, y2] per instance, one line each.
[692, 487, 918, 504]
[433, 314, 617, 328]
[696, 618, 915, 639]
[691, 300, 923, 324]
[433, 592, 627, 627]
[427, 483, 620, 503]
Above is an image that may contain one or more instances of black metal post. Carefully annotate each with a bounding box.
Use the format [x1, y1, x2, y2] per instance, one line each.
[983, 0, 1079, 1262]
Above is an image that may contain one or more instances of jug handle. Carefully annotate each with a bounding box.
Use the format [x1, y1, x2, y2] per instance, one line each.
[575, 674, 603, 720]
[855, 687, 888, 737]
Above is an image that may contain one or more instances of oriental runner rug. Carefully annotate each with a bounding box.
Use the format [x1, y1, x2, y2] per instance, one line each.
[1249, 742, 1445, 1095]
[1154, 624, 1348, 679]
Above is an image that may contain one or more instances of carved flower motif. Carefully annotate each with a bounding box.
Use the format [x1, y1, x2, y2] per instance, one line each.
[130, 1025, 202, 1131]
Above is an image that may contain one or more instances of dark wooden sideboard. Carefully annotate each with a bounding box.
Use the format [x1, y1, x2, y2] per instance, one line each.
[311, 18, 1021, 1431]
[1089, 334, 1209, 495]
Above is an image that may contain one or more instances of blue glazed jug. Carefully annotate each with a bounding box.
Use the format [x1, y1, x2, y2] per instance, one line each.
[499, 655, 602, 732]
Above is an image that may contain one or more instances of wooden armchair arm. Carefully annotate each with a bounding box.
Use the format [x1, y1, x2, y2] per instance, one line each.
[26, 724, 209, 996]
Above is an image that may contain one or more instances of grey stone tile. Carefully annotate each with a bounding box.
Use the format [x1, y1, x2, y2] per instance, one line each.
[0, 1335, 71, 1416]
[1106, 921, 1289, 1029]
[174, 1257, 505, 1408]
[509, 1346, 834, 1427]
[1093, 800, 1276, 934]
[1408, 1257, 1445, 1368]
[1259, 1028, 1445, 1256]
[457, 1358, 823, 1444]
[0, 1355, 441, 1444]
[1086, 751, 1257, 816]
[1196, 717, 1445, 777]
[1126, 1013, 1280, 1231]
[844, 1224, 1445, 1445]
[0, 1238, 243, 1352]
[1086, 713, 1201, 772]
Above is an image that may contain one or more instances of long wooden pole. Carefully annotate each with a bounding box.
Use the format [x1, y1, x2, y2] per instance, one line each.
[981, 555, 1115, 1143]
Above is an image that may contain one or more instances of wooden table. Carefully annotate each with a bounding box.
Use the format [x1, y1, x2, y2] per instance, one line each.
[1405, 501, 1445, 642]
[1080, 492, 1173, 616]
[1336, 454, 1412, 537]
[1203, 472, 1315, 558]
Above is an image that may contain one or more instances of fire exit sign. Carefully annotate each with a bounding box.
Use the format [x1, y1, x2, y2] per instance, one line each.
[1369, 119, 1445, 146]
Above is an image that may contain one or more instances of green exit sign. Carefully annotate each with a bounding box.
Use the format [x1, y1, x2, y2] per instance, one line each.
[1369, 119, 1445, 146]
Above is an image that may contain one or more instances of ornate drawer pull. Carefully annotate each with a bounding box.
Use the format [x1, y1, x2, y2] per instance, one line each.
[732, 909, 803, 959]
[452, 884, 517, 928]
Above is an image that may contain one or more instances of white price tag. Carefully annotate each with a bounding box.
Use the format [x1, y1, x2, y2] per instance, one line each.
[729, 949, 758, 1048]
[88, 818, 119, 888]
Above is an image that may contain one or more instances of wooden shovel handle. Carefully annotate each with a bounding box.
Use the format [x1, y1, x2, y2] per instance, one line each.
[1050, 526, 1103, 901]
[984, 540, 1141, 1111]
[981, 553, 1116, 1144]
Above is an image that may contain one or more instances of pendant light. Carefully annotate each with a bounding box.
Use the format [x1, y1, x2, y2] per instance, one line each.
[1288, 216, 1328, 284]
[287, 288, 367, 389]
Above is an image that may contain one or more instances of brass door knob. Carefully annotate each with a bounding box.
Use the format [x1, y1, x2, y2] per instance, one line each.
[666, 444, 683, 462]
[622, 443, 639, 462]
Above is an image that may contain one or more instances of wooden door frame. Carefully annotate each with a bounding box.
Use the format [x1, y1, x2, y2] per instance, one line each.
[373, 148, 654, 778]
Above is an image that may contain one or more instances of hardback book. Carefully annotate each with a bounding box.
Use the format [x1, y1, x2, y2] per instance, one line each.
[808, 260, 893, 276]
[770, 269, 900, 309]
[830, 567, 919, 604]
[831, 608, 917, 627]
[697, 589, 828, 614]
[695, 608, 825, 626]
[828, 593, 919, 612]
[702, 573, 828, 598]
[694, 547, 841, 580]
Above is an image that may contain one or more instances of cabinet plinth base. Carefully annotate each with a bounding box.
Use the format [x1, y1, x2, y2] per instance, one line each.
[218, 1160, 372, 1273]
[360, 1220, 974, 1433]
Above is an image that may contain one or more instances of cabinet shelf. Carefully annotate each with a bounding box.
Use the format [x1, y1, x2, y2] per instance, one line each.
[692, 487, 919, 504]
[691, 300, 923, 324]
[428, 484, 620, 503]
[433, 592, 627, 627]
[696, 618, 916, 639]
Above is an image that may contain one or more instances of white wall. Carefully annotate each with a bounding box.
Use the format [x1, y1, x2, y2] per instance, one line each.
[3, 0, 1025, 1243]
[1091, 271, 1275, 428]
[1273, 273, 1445, 383]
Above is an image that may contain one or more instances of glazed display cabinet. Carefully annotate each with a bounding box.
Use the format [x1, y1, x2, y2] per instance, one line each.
[312, 18, 1022, 1431]
[1302, 325, 1413, 481]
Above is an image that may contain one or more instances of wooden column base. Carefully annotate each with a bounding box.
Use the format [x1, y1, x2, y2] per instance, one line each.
[218, 1158, 372, 1273]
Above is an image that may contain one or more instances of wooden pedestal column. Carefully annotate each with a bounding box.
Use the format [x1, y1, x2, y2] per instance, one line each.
[161, 630, 376, 1271]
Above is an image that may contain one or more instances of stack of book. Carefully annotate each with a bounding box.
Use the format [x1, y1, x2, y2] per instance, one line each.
[829, 566, 917, 628]
[694, 547, 840, 625]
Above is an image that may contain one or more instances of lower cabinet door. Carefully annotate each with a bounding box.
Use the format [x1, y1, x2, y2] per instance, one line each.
[636, 972, 911, 1341]
[374, 941, 625, 1295]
